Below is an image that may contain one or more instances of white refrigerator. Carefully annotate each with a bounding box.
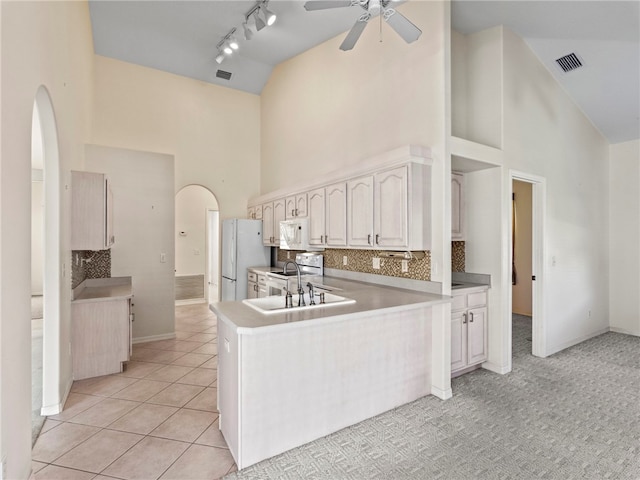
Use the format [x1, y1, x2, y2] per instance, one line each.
[221, 219, 270, 301]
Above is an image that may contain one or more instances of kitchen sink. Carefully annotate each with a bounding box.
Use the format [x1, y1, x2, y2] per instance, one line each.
[243, 293, 355, 315]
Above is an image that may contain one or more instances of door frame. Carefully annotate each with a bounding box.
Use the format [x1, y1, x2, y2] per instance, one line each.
[508, 170, 546, 361]
[205, 208, 220, 303]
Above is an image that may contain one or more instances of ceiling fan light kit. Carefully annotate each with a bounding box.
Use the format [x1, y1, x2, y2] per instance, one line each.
[304, 0, 422, 51]
[213, 1, 276, 65]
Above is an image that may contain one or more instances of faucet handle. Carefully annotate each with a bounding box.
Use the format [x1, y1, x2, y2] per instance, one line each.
[284, 288, 293, 308]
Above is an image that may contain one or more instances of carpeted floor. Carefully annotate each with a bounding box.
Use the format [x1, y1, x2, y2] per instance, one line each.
[226, 315, 640, 479]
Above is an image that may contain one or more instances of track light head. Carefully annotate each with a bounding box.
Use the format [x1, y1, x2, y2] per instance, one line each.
[262, 5, 276, 26]
[242, 21, 253, 40]
[228, 34, 239, 50]
[223, 42, 233, 55]
[254, 10, 266, 31]
[215, 52, 225, 64]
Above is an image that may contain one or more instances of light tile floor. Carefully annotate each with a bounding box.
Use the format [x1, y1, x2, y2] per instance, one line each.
[32, 303, 237, 480]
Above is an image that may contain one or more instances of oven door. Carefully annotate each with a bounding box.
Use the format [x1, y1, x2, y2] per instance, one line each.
[265, 275, 288, 296]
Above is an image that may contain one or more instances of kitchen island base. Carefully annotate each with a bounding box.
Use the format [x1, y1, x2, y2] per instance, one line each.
[217, 305, 433, 470]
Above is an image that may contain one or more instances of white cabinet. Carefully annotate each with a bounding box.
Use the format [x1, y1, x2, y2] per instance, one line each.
[257, 273, 268, 298]
[72, 298, 132, 380]
[451, 172, 465, 241]
[308, 183, 347, 247]
[285, 193, 308, 219]
[71, 170, 114, 250]
[247, 272, 258, 299]
[347, 176, 374, 247]
[261, 199, 285, 246]
[248, 204, 263, 220]
[451, 288, 488, 376]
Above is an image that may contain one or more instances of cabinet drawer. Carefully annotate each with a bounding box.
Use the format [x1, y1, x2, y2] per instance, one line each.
[467, 291, 487, 308]
[451, 293, 467, 311]
[258, 274, 267, 286]
[248, 272, 257, 283]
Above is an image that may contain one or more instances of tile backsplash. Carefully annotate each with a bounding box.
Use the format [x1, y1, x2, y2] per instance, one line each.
[452, 241, 465, 272]
[71, 250, 111, 289]
[278, 248, 431, 281]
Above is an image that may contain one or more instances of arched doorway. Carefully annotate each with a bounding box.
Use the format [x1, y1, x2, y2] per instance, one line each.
[174, 185, 220, 304]
[32, 87, 63, 426]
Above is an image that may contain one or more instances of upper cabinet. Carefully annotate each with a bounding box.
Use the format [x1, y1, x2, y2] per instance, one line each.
[451, 172, 465, 241]
[248, 145, 433, 252]
[261, 199, 285, 246]
[71, 171, 114, 250]
[285, 193, 307, 219]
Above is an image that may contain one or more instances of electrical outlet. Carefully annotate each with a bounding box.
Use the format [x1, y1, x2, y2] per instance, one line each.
[287, 251, 291, 259]
[401, 259, 409, 273]
[372, 257, 380, 269]
[160, 253, 166, 263]
[343, 256, 348, 266]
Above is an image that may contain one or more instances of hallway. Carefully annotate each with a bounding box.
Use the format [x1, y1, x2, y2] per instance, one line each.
[31, 303, 236, 479]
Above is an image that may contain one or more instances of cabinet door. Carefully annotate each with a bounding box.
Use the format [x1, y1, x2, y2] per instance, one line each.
[72, 171, 111, 250]
[247, 281, 258, 299]
[247, 206, 255, 219]
[285, 196, 297, 219]
[105, 178, 114, 247]
[451, 310, 467, 372]
[273, 199, 286, 245]
[308, 188, 325, 245]
[254, 204, 263, 220]
[295, 193, 308, 218]
[262, 202, 274, 246]
[325, 182, 347, 247]
[347, 175, 374, 247]
[467, 307, 488, 365]
[374, 166, 408, 248]
[451, 173, 465, 241]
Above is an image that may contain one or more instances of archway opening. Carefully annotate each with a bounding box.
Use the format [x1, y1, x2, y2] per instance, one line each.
[174, 185, 220, 304]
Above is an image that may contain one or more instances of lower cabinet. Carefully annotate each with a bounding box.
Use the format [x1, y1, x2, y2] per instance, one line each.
[257, 273, 268, 298]
[72, 298, 132, 380]
[451, 288, 488, 376]
[247, 272, 259, 299]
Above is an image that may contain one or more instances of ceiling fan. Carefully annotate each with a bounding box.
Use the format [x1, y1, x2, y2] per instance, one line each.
[304, 0, 422, 51]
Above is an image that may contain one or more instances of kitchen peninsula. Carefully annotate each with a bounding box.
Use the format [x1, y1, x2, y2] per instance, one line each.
[211, 277, 452, 469]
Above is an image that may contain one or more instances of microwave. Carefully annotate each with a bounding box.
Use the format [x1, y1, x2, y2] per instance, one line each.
[279, 218, 322, 251]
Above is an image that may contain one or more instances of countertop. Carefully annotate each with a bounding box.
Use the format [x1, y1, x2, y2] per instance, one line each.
[451, 282, 489, 292]
[247, 266, 281, 274]
[72, 276, 133, 303]
[210, 276, 451, 334]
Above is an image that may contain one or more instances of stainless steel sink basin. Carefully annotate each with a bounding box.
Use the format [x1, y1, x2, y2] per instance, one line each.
[243, 293, 355, 315]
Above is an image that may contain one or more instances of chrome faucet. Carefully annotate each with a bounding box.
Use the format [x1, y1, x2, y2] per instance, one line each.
[307, 282, 315, 305]
[283, 260, 305, 306]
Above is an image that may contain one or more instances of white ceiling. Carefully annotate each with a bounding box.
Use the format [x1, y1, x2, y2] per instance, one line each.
[88, 0, 640, 144]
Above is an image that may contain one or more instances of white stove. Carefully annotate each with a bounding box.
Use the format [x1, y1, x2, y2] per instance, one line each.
[265, 253, 323, 296]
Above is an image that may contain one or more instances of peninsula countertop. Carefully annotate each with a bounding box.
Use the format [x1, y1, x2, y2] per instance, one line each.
[210, 276, 451, 333]
[72, 276, 133, 303]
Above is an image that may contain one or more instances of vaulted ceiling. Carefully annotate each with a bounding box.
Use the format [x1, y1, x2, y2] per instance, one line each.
[89, 1, 639, 143]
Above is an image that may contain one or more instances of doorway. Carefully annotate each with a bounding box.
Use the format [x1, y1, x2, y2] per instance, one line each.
[32, 87, 63, 430]
[174, 185, 219, 304]
[509, 171, 546, 360]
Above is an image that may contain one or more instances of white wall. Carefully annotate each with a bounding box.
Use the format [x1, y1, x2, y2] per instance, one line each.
[175, 185, 218, 276]
[502, 27, 610, 356]
[0, 1, 94, 477]
[609, 140, 640, 336]
[85, 145, 176, 342]
[90, 56, 261, 220]
[31, 180, 44, 295]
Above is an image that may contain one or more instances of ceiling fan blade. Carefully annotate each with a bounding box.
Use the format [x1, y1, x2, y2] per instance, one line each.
[339, 19, 368, 51]
[384, 9, 422, 44]
[304, 1, 354, 11]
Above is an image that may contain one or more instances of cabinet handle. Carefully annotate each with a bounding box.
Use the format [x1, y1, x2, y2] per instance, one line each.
[320, 235, 324, 243]
[295, 208, 299, 216]
[469, 312, 474, 323]
[462, 313, 467, 324]
[367, 234, 372, 245]
[375, 234, 380, 245]
[291, 209, 295, 217]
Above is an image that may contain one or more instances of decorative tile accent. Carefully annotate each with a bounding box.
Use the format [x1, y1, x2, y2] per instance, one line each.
[452, 241, 465, 272]
[71, 250, 111, 288]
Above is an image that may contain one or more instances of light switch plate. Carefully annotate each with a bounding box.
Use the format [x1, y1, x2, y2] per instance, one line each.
[372, 257, 380, 269]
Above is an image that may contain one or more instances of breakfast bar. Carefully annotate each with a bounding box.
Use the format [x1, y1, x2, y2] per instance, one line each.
[211, 277, 451, 469]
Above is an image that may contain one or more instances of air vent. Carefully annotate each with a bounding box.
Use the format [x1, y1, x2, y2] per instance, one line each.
[216, 70, 232, 81]
[555, 53, 583, 73]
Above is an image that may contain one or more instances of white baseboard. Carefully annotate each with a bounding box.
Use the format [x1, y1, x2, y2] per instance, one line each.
[609, 326, 640, 337]
[546, 327, 610, 357]
[133, 332, 176, 344]
[482, 362, 511, 375]
[431, 385, 453, 400]
[175, 298, 206, 306]
[41, 376, 73, 416]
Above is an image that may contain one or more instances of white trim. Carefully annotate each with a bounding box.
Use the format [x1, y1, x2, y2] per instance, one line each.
[40, 376, 72, 416]
[175, 298, 206, 306]
[546, 328, 610, 357]
[508, 170, 547, 367]
[482, 361, 511, 375]
[431, 386, 453, 400]
[609, 326, 640, 337]
[133, 332, 177, 344]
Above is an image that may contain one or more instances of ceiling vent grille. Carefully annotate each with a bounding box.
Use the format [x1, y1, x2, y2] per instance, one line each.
[555, 53, 583, 73]
[216, 70, 232, 80]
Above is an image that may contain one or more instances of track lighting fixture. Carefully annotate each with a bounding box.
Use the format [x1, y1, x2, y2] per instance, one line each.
[228, 34, 239, 50]
[242, 21, 253, 40]
[254, 10, 266, 31]
[215, 52, 225, 64]
[260, 4, 277, 26]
